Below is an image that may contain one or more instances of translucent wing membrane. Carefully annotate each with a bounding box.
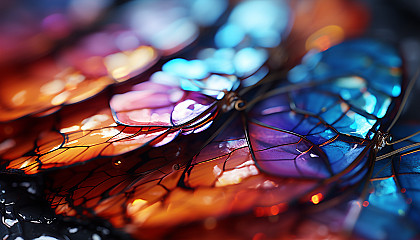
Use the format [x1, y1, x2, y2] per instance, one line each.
[0, 0, 230, 122]
[289, 39, 402, 98]
[289, 39, 402, 137]
[247, 120, 332, 179]
[0, 28, 157, 122]
[46, 130, 327, 239]
[356, 123, 420, 239]
[215, 0, 290, 48]
[43, 39, 403, 239]
[0, 76, 223, 174]
[0, 0, 411, 239]
[250, 89, 371, 179]
[0, 0, 111, 65]
[46, 136, 205, 237]
[0, 59, 116, 122]
[0, 0, 293, 174]
[120, 0, 228, 55]
[110, 82, 218, 127]
[0, 96, 181, 174]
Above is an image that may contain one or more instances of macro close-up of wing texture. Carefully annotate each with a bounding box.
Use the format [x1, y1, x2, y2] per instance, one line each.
[0, 0, 420, 239]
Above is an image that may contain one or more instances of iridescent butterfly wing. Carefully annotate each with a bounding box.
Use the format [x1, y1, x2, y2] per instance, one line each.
[0, 0, 111, 65]
[0, 84, 220, 174]
[0, 47, 244, 174]
[0, 0, 291, 175]
[354, 121, 420, 239]
[44, 39, 404, 239]
[0, 0, 229, 122]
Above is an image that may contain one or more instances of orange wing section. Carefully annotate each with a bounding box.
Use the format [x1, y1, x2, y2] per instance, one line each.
[45, 121, 327, 239]
[0, 45, 158, 122]
[0, 95, 175, 174]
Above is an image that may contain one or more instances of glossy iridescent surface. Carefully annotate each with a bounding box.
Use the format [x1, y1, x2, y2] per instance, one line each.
[215, 0, 290, 48]
[0, 0, 416, 240]
[0, 0, 112, 64]
[289, 39, 402, 138]
[124, 0, 227, 55]
[356, 123, 420, 239]
[0, 0, 229, 122]
[41, 39, 403, 240]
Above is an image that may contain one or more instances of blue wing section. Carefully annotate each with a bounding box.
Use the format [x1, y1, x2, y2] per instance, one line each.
[288, 39, 402, 139]
[152, 0, 292, 99]
[355, 123, 420, 239]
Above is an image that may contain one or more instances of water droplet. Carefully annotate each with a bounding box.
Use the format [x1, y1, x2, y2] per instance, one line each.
[114, 160, 122, 166]
[172, 164, 180, 171]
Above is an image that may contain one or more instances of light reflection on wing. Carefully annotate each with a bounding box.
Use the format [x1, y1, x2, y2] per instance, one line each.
[356, 123, 420, 239]
[40, 38, 404, 240]
[0, 29, 158, 122]
[0, 0, 413, 239]
[0, 95, 178, 174]
[0, 0, 230, 122]
[110, 81, 218, 128]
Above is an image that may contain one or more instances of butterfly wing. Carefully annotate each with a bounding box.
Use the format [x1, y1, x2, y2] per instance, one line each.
[0, 93, 179, 174]
[110, 81, 219, 128]
[356, 122, 420, 239]
[0, 0, 231, 122]
[0, 31, 157, 122]
[0, 73, 225, 174]
[43, 39, 404, 238]
[0, 0, 294, 174]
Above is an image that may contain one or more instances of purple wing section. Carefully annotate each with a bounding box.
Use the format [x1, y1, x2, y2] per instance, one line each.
[183, 116, 322, 204]
[248, 120, 331, 178]
[248, 84, 372, 180]
[110, 82, 217, 127]
[171, 95, 217, 126]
